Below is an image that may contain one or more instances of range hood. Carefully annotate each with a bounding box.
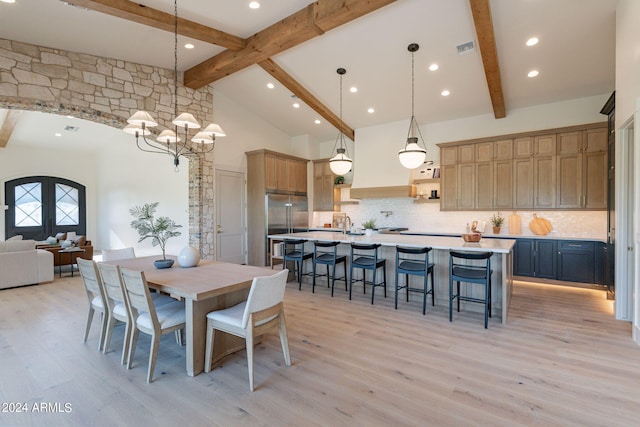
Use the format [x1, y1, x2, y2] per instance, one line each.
[349, 122, 417, 199]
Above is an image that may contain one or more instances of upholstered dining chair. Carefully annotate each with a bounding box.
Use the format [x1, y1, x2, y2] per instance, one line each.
[119, 268, 186, 383]
[204, 269, 291, 391]
[77, 258, 108, 351]
[101, 247, 136, 262]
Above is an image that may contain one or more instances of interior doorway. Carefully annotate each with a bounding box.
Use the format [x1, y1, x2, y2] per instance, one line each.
[214, 169, 246, 264]
[617, 117, 634, 322]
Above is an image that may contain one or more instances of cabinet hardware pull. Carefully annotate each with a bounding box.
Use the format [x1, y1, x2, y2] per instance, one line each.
[567, 244, 582, 247]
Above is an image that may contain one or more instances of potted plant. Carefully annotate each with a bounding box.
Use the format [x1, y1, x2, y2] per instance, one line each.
[491, 212, 504, 234]
[362, 218, 377, 236]
[129, 202, 182, 269]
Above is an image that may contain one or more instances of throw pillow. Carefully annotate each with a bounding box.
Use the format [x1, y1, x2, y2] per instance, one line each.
[7, 235, 23, 241]
[61, 240, 73, 248]
[66, 231, 77, 241]
[45, 236, 57, 244]
[74, 235, 87, 246]
[55, 232, 66, 242]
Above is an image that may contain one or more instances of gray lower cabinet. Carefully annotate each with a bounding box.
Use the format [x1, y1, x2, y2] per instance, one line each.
[513, 239, 557, 279]
[557, 241, 595, 283]
[514, 238, 604, 285]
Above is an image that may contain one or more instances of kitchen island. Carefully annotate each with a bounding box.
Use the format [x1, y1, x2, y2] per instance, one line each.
[269, 231, 515, 323]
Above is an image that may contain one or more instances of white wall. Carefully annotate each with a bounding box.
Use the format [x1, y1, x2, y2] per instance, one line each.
[0, 144, 98, 243]
[615, 0, 640, 338]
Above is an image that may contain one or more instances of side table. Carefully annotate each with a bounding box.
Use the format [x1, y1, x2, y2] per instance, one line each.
[58, 247, 86, 277]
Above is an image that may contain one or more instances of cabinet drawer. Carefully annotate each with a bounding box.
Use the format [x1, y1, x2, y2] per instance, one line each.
[559, 241, 594, 252]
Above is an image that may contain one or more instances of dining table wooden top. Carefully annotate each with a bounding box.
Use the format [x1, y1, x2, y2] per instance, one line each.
[102, 255, 277, 301]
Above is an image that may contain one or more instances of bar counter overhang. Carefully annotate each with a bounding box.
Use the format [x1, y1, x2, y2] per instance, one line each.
[268, 231, 515, 323]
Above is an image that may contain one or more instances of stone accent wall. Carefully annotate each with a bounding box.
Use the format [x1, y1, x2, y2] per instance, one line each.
[0, 38, 216, 259]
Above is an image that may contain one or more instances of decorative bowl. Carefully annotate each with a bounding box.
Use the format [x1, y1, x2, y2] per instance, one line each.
[154, 259, 175, 269]
[462, 233, 482, 242]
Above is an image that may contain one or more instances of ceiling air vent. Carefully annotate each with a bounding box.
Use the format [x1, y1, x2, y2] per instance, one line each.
[456, 41, 475, 55]
[64, 125, 79, 132]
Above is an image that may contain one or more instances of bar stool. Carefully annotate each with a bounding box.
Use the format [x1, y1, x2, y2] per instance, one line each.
[449, 250, 493, 328]
[312, 241, 348, 296]
[394, 246, 434, 315]
[282, 239, 313, 290]
[349, 243, 386, 304]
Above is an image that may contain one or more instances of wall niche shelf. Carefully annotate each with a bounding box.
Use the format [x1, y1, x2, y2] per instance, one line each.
[413, 178, 441, 184]
[413, 198, 440, 204]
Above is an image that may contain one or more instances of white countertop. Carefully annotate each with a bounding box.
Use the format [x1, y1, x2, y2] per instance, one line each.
[404, 230, 606, 243]
[269, 231, 515, 254]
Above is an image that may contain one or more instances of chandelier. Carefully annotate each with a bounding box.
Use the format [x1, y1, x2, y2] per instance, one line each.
[123, 0, 225, 172]
[398, 43, 428, 169]
[329, 68, 353, 176]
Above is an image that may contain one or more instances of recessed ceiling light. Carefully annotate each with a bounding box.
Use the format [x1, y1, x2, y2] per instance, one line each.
[55, 133, 62, 137]
[293, 102, 300, 108]
[66, 115, 74, 119]
[314, 119, 321, 124]
[367, 108, 375, 114]
[184, 43, 194, 49]
[526, 37, 539, 47]
[350, 86, 358, 93]
[441, 90, 450, 97]
[266, 82, 275, 89]
[429, 64, 439, 71]
[291, 95, 300, 108]
[528, 70, 539, 77]
[0, 0, 17, 3]
[249, 1, 260, 9]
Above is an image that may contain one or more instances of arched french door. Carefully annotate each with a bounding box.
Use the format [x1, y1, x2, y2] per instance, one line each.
[4, 176, 86, 241]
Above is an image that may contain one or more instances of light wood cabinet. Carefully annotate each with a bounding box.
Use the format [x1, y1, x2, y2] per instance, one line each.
[438, 123, 606, 211]
[245, 149, 309, 266]
[313, 159, 335, 211]
[556, 129, 607, 209]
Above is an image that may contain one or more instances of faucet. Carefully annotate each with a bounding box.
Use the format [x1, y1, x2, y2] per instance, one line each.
[342, 216, 352, 234]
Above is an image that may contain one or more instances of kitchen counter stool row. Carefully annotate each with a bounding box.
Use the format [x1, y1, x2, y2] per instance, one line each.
[281, 239, 494, 327]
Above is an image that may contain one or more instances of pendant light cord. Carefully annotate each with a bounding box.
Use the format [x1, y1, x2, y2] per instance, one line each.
[406, 44, 426, 145]
[339, 70, 344, 148]
[173, 0, 178, 123]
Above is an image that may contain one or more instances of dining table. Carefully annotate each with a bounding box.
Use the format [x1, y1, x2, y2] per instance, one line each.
[102, 255, 277, 377]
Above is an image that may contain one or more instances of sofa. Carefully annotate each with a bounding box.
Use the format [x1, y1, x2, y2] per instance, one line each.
[35, 233, 94, 266]
[0, 239, 54, 290]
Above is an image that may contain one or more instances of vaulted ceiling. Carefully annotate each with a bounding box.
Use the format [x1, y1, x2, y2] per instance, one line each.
[0, 0, 616, 147]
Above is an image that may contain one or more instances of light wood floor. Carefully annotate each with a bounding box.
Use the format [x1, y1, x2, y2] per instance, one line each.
[0, 274, 639, 427]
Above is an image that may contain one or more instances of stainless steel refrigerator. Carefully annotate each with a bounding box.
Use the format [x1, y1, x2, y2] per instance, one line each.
[265, 193, 308, 265]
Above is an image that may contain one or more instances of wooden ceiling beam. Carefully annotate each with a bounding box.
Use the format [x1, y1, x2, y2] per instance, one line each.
[470, 0, 506, 119]
[184, 0, 397, 88]
[259, 59, 355, 141]
[66, 0, 246, 51]
[0, 110, 22, 148]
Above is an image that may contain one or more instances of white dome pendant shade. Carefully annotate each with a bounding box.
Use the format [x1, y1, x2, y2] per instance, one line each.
[399, 43, 429, 170]
[329, 148, 352, 175]
[398, 137, 427, 169]
[329, 67, 353, 176]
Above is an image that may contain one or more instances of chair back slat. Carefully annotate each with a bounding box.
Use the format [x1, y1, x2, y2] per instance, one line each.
[97, 263, 127, 305]
[120, 268, 157, 328]
[242, 269, 289, 328]
[77, 258, 105, 300]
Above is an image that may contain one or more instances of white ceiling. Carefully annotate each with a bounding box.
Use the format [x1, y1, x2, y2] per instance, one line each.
[0, 0, 616, 148]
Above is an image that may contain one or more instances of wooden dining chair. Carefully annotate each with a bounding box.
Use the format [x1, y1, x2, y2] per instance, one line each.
[204, 269, 291, 391]
[101, 247, 136, 262]
[119, 267, 186, 383]
[77, 258, 108, 351]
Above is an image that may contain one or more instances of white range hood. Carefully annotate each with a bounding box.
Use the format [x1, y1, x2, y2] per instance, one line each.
[349, 121, 416, 198]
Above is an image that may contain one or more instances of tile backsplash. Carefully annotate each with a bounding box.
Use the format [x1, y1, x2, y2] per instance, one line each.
[312, 197, 607, 240]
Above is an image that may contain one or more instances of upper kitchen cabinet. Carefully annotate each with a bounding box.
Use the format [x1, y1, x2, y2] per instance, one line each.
[556, 128, 607, 209]
[313, 159, 335, 211]
[248, 150, 308, 195]
[438, 123, 607, 211]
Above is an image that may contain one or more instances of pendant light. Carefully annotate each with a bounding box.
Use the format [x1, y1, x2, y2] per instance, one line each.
[124, 0, 225, 171]
[329, 68, 353, 175]
[398, 43, 428, 169]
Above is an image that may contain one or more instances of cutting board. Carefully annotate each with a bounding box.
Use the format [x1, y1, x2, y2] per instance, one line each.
[508, 212, 521, 234]
[529, 214, 552, 235]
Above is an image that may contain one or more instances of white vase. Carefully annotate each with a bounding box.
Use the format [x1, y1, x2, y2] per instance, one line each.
[178, 246, 201, 268]
[365, 229, 374, 236]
